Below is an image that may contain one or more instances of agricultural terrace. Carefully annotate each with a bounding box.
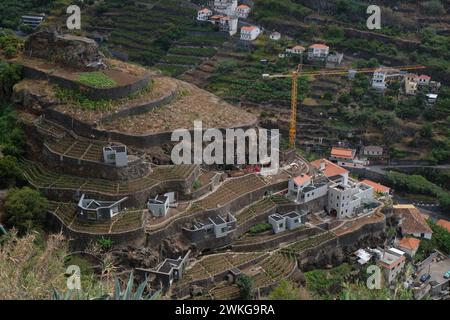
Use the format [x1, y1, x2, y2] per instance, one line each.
[332, 210, 385, 236]
[209, 283, 240, 300]
[7, 52, 148, 88]
[236, 195, 293, 226]
[282, 232, 337, 254]
[205, 252, 297, 299]
[248, 253, 297, 289]
[19, 158, 197, 196]
[44, 76, 178, 123]
[45, 133, 105, 163]
[48, 202, 145, 234]
[101, 81, 257, 134]
[233, 226, 310, 247]
[188, 175, 267, 213]
[86, 0, 227, 76]
[179, 252, 266, 284]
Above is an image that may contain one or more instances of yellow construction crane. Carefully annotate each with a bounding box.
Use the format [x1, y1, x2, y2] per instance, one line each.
[263, 64, 427, 148]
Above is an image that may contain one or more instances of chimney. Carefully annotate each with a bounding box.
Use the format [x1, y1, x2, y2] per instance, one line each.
[320, 160, 325, 171]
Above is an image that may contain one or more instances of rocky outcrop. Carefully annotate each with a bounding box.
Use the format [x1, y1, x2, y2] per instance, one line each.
[24, 30, 104, 70]
[12, 80, 59, 113]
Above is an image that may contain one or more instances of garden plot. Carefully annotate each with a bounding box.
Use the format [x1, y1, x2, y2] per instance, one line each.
[19, 159, 196, 196]
[249, 253, 296, 289]
[181, 252, 265, 284]
[192, 175, 267, 212]
[282, 232, 337, 254]
[52, 76, 178, 124]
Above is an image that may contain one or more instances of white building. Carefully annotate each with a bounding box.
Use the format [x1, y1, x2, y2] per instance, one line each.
[197, 8, 213, 21]
[327, 181, 374, 219]
[268, 211, 305, 234]
[236, 4, 251, 18]
[103, 145, 128, 167]
[417, 75, 431, 86]
[394, 205, 433, 240]
[307, 44, 329, 60]
[219, 16, 238, 35]
[214, 0, 238, 16]
[311, 159, 349, 185]
[286, 45, 305, 55]
[372, 69, 388, 90]
[77, 194, 128, 221]
[148, 193, 175, 217]
[378, 248, 406, 284]
[240, 25, 261, 41]
[361, 145, 384, 157]
[269, 31, 281, 41]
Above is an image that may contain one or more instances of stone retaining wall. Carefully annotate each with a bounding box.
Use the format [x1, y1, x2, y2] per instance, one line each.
[146, 180, 288, 247]
[22, 65, 151, 101]
[46, 211, 146, 251]
[45, 107, 259, 149]
[232, 227, 322, 252]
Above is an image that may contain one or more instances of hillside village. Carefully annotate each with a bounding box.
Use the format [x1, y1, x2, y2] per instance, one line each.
[0, 0, 449, 302]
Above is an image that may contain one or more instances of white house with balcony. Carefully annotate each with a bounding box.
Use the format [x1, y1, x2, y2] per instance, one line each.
[236, 4, 251, 18]
[103, 145, 128, 167]
[240, 25, 261, 41]
[197, 8, 213, 21]
[214, 0, 238, 16]
[307, 44, 329, 61]
[327, 181, 374, 219]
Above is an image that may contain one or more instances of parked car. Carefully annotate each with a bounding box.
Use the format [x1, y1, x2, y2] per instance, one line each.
[420, 273, 431, 282]
[444, 271, 450, 279]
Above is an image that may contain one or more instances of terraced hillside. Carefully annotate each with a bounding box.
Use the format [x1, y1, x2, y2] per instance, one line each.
[86, 0, 229, 77]
[48, 201, 145, 234]
[19, 158, 196, 197]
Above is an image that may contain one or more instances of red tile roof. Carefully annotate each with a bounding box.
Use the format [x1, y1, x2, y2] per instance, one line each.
[293, 45, 305, 51]
[199, 8, 212, 13]
[309, 44, 329, 49]
[418, 75, 431, 79]
[331, 147, 355, 159]
[436, 219, 450, 233]
[394, 205, 433, 235]
[241, 26, 258, 31]
[293, 174, 311, 186]
[237, 4, 250, 9]
[311, 159, 349, 178]
[398, 237, 420, 251]
[361, 179, 390, 194]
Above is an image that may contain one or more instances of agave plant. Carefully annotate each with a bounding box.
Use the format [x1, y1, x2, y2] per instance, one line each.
[52, 272, 160, 300]
[111, 272, 160, 300]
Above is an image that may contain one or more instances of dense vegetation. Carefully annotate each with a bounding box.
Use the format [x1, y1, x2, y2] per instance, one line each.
[385, 171, 450, 211]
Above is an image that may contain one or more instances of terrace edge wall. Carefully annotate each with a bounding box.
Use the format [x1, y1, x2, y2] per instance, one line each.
[22, 65, 151, 101]
[46, 211, 146, 251]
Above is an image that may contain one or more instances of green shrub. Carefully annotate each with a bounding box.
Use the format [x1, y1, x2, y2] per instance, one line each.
[4, 187, 49, 234]
[0, 155, 22, 188]
[77, 72, 117, 88]
[249, 223, 271, 235]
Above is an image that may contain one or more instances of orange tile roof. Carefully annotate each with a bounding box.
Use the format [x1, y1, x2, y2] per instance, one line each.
[393, 205, 433, 235]
[241, 26, 258, 31]
[436, 219, 450, 233]
[331, 147, 355, 159]
[418, 75, 431, 79]
[293, 174, 311, 186]
[309, 43, 329, 49]
[293, 45, 305, 51]
[237, 4, 250, 9]
[311, 159, 349, 178]
[199, 8, 211, 13]
[361, 179, 390, 194]
[398, 237, 420, 251]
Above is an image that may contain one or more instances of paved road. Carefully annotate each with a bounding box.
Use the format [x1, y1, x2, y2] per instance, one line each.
[367, 164, 450, 175]
[394, 195, 449, 220]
